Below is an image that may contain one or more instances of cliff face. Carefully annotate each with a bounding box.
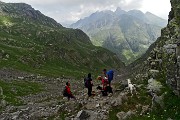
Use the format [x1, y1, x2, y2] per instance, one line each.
[132, 0, 180, 95]
[163, 0, 180, 95]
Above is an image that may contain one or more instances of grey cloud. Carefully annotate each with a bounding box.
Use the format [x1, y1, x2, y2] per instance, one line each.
[2, 0, 146, 25]
[121, 0, 144, 10]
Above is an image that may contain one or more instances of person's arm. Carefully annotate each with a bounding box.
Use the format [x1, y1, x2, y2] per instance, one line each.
[102, 79, 105, 89]
[90, 79, 93, 86]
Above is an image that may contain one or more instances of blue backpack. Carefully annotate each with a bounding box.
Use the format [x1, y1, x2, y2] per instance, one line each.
[107, 70, 114, 81]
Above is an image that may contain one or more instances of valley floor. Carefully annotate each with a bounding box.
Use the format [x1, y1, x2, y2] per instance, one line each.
[0, 68, 180, 120]
[0, 68, 129, 119]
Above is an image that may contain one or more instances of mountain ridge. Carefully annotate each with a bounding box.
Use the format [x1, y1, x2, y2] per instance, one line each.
[0, 2, 124, 78]
[70, 8, 167, 64]
[0, 1, 63, 28]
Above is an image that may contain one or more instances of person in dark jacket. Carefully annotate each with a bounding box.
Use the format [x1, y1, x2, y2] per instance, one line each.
[86, 73, 93, 97]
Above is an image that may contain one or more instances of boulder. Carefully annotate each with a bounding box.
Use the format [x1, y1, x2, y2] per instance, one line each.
[140, 105, 149, 115]
[110, 95, 122, 107]
[148, 69, 159, 78]
[152, 93, 165, 108]
[116, 110, 135, 120]
[123, 110, 135, 119]
[116, 111, 125, 120]
[75, 110, 101, 120]
[147, 78, 162, 92]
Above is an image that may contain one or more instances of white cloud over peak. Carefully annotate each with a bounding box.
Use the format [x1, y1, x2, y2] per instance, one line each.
[2, 0, 171, 26]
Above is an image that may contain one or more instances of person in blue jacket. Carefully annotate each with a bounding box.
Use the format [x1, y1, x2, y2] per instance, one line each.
[103, 69, 114, 87]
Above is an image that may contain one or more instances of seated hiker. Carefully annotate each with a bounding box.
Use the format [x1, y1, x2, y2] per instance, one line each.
[63, 81, 76, 100]
[97, 76, 113, 96]
[102, 77, 108, 90]
[97, 76, 107, 90]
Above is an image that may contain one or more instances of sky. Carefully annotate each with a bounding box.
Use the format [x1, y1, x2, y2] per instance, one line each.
[1, 0, 171, 26]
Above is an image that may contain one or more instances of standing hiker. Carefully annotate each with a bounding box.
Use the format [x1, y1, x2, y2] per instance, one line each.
[103, 69, 114, 87]
[103, 69, 108, 78]
[84, 73, 93, 97]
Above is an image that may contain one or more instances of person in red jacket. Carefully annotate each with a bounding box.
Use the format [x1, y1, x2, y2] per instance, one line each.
[64, 81, 76, 100]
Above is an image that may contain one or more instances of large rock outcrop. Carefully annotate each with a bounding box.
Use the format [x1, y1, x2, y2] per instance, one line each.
[131, 0, 180, 96]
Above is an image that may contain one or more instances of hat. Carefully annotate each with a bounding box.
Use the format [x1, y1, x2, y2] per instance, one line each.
[97, 76, 102, 80]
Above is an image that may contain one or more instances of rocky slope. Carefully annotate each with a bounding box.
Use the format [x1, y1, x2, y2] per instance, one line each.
[70, 8, 167, 64]
[0, 0, 180, 120]
[120, 0, 180, 119]
[0, 2, 126, 119]
[0, 68, 150, 120]
[130, 0, 180, 96]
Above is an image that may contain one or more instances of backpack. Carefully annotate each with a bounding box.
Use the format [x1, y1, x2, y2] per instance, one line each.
[62, 86, 68, 97]
[107, 70, 114, 81]
[84, 77, 89, 88]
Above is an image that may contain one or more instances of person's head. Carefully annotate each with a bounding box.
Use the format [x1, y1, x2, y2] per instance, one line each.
[97, 76, 102, 80]
[88, 73, 91, 78]
[66, 81, 70, 86]
[103, 69, 107, 74]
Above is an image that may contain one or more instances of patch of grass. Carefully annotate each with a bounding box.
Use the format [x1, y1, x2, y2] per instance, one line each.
[0, 80, 44, 106]
[130, 86, 180, 120]
[109, 96, 150, 120]
[58, 111, 67, 120]
[109, 81, 152, 120]
[109, 106, 121, 120]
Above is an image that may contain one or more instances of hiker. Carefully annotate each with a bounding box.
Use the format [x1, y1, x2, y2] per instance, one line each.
[107, 70, 114, 87]
[98, 76, 108, 90]
[103, 69, 114, 87]
[103, 69, 108, 78]
[97, 76, 112, 96]
[85, 73, 93, 97]
[97, 76, 108, 96]
[63, 81, 76, 100]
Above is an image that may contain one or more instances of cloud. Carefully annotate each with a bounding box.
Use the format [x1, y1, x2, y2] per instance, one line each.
[2, 0, 170, 26]
[140, 0, 171, 20]
[37, 0, 144, 24]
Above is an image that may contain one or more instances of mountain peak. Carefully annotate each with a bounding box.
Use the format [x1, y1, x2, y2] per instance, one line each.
[70, 8, 166, 64]
[0, 2, 63, 28]
[145, 11, 153, 15]
[145, 11, 162, 19]
[115, 7, 126, 15]
[115, 7, 122, 12]
[128, 9, 144, 15]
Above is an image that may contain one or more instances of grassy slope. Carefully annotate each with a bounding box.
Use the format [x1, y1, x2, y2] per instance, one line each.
[109, 72, 180, 120]
[0, 13, 124, 78]
[0, 80, 44, 106]
[71, 12, 163, 65]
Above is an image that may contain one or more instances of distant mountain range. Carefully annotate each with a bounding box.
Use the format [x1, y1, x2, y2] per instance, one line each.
[0, 2, 124, 78]
[70, 8, 167, 64]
